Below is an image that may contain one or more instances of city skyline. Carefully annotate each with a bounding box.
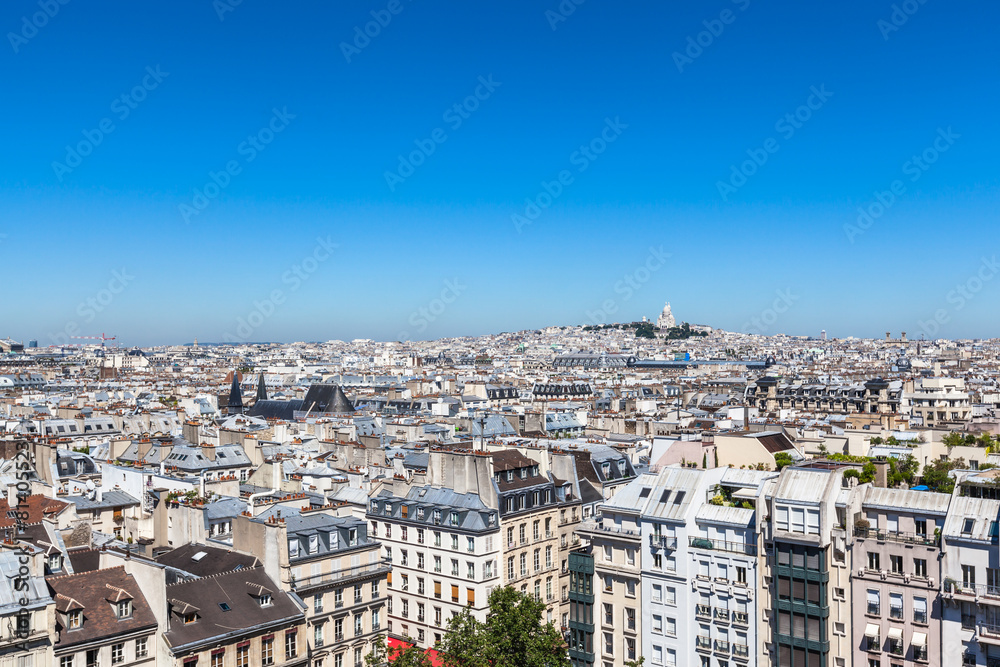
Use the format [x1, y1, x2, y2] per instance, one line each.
[3, 1, 998, 345]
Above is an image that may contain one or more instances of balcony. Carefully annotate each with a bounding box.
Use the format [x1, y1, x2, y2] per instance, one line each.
[714, 607, 730, 623]
[291, 559, 391, 592]
[688, 536, 757, 556]
[695, 635, 712, 651]
[733, 643, 750, 661]
[980, 623, 1000, 644]
[889, 605, 903, 620]
[732, 611, 749, 626]
[695, 604, 712, 619]
[853, 526, 939, 546]
[714, 640, 730, 654]
[649, 534, 678, 550]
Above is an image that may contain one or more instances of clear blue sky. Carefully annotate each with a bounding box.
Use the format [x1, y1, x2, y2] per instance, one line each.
[3, 1, 998, 346]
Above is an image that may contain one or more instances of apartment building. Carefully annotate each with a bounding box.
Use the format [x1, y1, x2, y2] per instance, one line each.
[576, 479, 646, 667]
[494, 448, 568, 623]
[233, 507, 388, 667]
[2, 548, 53, 667]
[368, 450, 501, 649]
[765, 467, 855, 667]
[940, 493, 1000, 667]
[850, 486, 949, 667]
[162, 567, 307, 667]
[902, 377, 972, 427]
[49, 567, 158, 667]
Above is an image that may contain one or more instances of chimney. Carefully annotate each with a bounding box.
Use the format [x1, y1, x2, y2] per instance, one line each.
[885, 332, 891, 341]
[901, 332, 907, 342]
[872, 460, 890, 488]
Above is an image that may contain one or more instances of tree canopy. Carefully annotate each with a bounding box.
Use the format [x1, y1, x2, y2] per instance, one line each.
[439, 586, 569, 667]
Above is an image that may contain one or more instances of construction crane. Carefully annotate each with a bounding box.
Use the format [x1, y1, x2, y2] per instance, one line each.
[70, 333, 117, 347]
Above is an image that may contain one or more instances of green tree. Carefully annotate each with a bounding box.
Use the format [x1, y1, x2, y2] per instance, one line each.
[773, 452, 794, 470]
[942, 432, 965, 449]
[439, 586, 569, 667]
[859, 461, 877, 484]
[702, 453, 707, 469]
[922, 457, 966, 494]
[365, 634, 433, 667]
[624, 658, 646, 667]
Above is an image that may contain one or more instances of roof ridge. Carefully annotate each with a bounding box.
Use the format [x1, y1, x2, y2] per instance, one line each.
[47, 564, 126, 581]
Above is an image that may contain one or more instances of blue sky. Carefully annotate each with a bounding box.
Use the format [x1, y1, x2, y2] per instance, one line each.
[2, 0, 998, 346]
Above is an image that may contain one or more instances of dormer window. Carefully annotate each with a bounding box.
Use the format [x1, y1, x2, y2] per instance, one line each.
[370, 500, 378, 513]
[450, 512, 459, 526]
[349, 528, 357, 547]
[963, 518, 975, 536]
[184, 612, 197, 624]
[601, 462, 611, 477]
[49, 554, 63, 572]
[308, 534, 319, 554]
[259, 594, 272, 607]
[519, 468, 527, 480]
[506, 471, 513, 482]
[116, 600, 132, 619]
[288, 540, 299, 558]
[618, 460, 626, 474]
[68, 610, 82, 629]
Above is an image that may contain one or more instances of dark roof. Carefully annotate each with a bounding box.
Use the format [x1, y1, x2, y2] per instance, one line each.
[67, 548, 101, 573]
[47, 566, 158, 648]
[248, 399, 304, 420]
[256, 372, 268, 401]
[300, 383, 354, 415]
[154, 543, 259, 577]
[163, 568, 303, 653]
[579, 479, 604, 505]
[227, 372, 244, 413]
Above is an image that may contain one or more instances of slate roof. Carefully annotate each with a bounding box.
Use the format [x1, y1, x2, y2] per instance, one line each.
[163, 568, 303, 653]
[155, 543, 259, 577]
[65, 490, 140, 511]
[47, 566, 158, 649]
[0, 550, 51, 615]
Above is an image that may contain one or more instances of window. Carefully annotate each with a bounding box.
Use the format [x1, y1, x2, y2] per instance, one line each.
[117, 601, 132, 619]
[666, 616, 676, 636]
[963, 518, 975, 536]
[604, 603, 614, 627]
[604, 632, 614, 656]
[417, 553, 424, 570]
[915, 519, 927, 536]
[259, 593, 272, 607]
[890, 555, 903, 574]
[354, 614, 363, 636]
[285, 631, 297, 658]
[914, 558, 927, 578]
[372, 608, 380, 631]
[61, 658, 74, 667]
[136, 637, 148, 658]
[963, 564, 976, 587]
[451, 534, 459, 550]
[652, 584, 662, 602]
[314, 594, 323, 613]
[261, 637, 274, 667]
[467, 537, 475, 552]
[314, 623, 325, 647]
[889, 592, 903, 619]
[68, 610, 82, 629]
[111, 644, 124, 665]
[867, 589, 880, 616]
[868, 552, 880, 571]
[666, 586, 676, 604]
[237, 644, 249, 667]
[736, 566, 747, 584]
[914, 597, 927, 624]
